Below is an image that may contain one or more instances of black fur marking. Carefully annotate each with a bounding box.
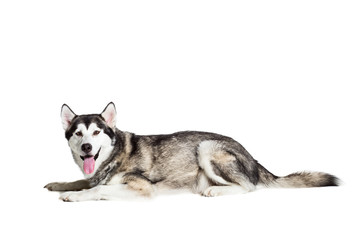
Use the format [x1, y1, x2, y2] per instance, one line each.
[151, 134, 174, 146]
[224, 149, 260, 185]
[129, 134, 140, 158]
[65, 114, 115, 140]
[323, 174, 340, 187]
[257, 162, 278, 185]
[65, 116, 80, 140]
[235, 158, 260, 185]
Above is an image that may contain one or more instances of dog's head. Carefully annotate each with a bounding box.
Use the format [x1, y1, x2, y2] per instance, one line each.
[61, 102, 117, 177]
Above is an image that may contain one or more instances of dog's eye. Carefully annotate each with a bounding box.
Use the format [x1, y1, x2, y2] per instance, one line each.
[93, 130, 100, 136]
[75, 132, 83, 137]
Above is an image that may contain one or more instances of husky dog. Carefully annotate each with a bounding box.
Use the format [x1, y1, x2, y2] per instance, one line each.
[45, 102, 339, 201]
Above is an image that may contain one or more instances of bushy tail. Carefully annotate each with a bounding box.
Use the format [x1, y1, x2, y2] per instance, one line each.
[257, 163, 340, 188]
[273, 171, 339, 188]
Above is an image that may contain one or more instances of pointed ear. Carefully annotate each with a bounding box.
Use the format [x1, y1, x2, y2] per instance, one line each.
[101, 102, 117, 128]
[61, 104, 76, 130]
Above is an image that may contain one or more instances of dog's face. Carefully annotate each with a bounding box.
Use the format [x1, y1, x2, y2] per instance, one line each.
[61, 102, 117, 177]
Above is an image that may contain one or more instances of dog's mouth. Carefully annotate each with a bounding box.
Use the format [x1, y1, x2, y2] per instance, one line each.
[80, 148, 101, 175]
[80, 148, 101, 161]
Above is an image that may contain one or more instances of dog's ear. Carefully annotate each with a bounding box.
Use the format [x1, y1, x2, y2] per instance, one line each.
[101, 102, 117, 128]
[61, 104, 76, 130]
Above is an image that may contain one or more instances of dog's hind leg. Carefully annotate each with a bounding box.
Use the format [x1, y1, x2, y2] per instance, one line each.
[197, 140, 257, 196]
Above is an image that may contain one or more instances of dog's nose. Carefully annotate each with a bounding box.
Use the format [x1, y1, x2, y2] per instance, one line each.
[81, 143, 92, 154]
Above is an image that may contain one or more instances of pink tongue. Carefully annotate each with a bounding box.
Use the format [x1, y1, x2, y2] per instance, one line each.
[83, 157, 95, 174]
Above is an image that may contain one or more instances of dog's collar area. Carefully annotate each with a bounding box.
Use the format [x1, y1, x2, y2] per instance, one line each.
[80, 148, 101, 161]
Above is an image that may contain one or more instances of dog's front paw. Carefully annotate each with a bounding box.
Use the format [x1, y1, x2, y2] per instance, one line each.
[59, 191, 102, 202]
[59, 192, 80, 202]
[44, 182, 68, 191]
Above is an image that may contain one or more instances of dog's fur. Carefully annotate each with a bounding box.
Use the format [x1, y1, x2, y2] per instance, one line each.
[45, 102, 339, 201]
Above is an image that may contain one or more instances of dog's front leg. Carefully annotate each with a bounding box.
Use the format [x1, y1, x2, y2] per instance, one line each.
[59, 185, 104, 202]
[59, 184, 145, 201]
[44, 179, 91, 192]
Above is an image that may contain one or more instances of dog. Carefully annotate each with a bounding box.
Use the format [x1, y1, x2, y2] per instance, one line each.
[45, 102, 339, 201]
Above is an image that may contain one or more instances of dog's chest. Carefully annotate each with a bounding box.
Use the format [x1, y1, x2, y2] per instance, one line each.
[105, 172, 125, 185]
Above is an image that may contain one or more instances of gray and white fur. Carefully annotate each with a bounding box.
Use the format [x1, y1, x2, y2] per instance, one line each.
[45, 102, 339, 201]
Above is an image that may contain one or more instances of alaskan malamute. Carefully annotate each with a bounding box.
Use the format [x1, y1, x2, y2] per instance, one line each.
[45, 102, 339, 201]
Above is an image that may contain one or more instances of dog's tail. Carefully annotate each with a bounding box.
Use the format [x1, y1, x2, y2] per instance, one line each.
[273, 171, 339, 188]
[258, 163, 340, 188]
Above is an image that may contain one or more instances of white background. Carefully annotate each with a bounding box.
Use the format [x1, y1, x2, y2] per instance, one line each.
[1, 1, 359, 239]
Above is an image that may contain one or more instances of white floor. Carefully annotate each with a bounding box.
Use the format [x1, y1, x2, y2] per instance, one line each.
[4, 183, 358, 240]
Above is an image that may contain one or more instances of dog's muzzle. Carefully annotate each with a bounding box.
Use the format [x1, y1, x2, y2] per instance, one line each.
[80, 148, 101, 161]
